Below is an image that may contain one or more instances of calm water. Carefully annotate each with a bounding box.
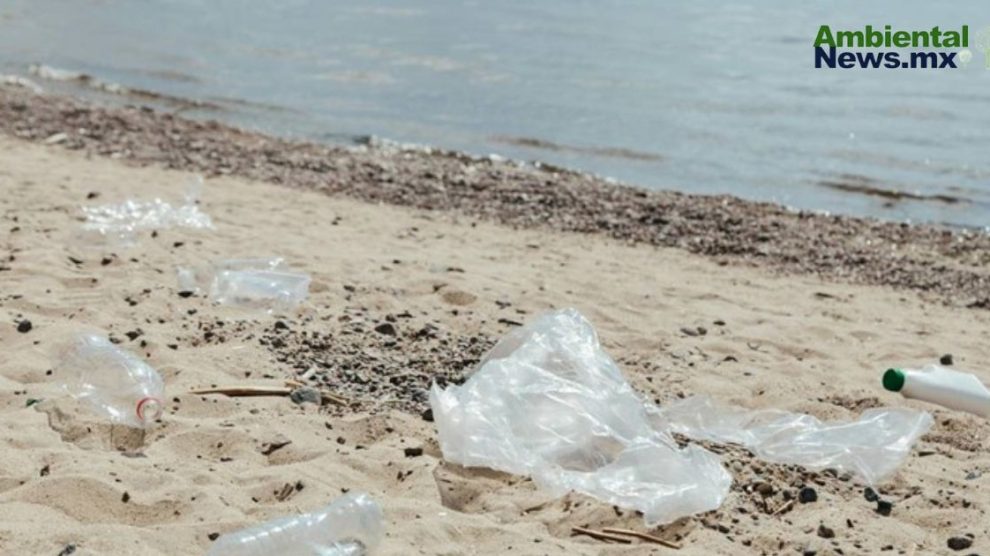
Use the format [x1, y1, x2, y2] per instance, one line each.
[1, 1, 989, 228]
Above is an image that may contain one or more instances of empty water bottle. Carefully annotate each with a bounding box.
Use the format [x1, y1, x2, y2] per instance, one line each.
[56, 334, 165, 428]
[206, 492, 384, 556]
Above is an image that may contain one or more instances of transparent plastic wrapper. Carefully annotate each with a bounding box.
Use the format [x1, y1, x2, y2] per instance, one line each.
[661, 396, 933, 486]
[80, 176, 212, 246]
[430, 309, 933, 525]
[55, 334, 165, 428]
[176, 257, 309, 313]
[430, 309, 731, 525]
[206, 492, 384, 556]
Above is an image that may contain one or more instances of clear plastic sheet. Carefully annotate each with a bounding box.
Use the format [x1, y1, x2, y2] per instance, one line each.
[430, 309, 933, 525]
[80, 176, 213, 246]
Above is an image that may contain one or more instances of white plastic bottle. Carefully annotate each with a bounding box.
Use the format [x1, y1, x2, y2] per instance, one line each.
[56, 334, 164, 428]
[206, 492, 384, 556]
[883, 365, 990, 418]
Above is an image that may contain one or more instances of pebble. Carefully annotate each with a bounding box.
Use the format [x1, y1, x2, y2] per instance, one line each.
[289, 387, 322, 406]
[864, 487, 879, 502]
[403, 447, 424, 458]
[374, 322, 397, 336]
[817, 524, 835, 539]
[875, 499, 893, 516]
[940, 353, 954, 365]
[798, 487, 818, 504]
[16, 320, 32, 333]
[946, 536, 973, 551]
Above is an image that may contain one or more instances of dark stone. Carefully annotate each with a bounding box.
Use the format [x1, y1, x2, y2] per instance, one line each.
[374, 322, 397, 336]
[817, 524, 835, 539]
[798, 487, 818, 504]
[208, 532, 220, 541]
[864, 487, 879, 502]
[946, 536, 973, 551]
[16, 320, 32, 333]
[57, 545, 77, 556]
[121, 491, 130, 503]
[875, 500, 893, 516]
[940, 353, 954, 365]
[404, 447, 424, 458]
[274, 320, 289, 331]
[177, 290, 194, 298]
[421, 408, 434, 422]
[289, 387, 322, 406]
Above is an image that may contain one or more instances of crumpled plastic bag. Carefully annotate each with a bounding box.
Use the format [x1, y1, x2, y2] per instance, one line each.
[80, 176, 212, 246]
[430, 309, 933, 525]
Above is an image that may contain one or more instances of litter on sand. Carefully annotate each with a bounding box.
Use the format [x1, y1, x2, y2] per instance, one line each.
[883, 364, 990, 418]
[177, 257, 310, 313]
[430, 309, 933, 525]
[55, 333, 165, 428]
[206, 492, 384, 556]
[80, 175, 213, 246]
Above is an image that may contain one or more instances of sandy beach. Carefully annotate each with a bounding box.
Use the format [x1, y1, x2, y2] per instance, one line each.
[1, 87, 989, 555]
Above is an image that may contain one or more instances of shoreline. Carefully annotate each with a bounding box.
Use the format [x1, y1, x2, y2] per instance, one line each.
[1, 84, 988, 311]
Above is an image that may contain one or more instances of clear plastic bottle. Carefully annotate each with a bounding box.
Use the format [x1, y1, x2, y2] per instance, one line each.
[56, 334, 164, 428]
[206, 492, 384, 556]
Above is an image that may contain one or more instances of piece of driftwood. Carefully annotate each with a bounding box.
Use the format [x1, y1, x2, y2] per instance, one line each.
[601, 527, 681, 549]
[189, 385, 350, 406]
[570, 526, 632, 544]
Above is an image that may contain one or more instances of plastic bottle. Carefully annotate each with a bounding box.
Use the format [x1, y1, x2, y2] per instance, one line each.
[883, 365, 990, 418]
[56, 334, 165, 428]
[206, 492, 384, 556]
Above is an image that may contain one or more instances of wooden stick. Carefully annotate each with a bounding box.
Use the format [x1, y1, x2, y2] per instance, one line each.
[571, 526, 632, 544]
[601, 527, 682, 549]
[771, 499, 794, 516]
[190, 385, 351, 406]
[191, 386, 292, 397]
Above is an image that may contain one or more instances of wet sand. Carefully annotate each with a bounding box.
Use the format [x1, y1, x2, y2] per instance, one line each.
[0, 87, 988, 555]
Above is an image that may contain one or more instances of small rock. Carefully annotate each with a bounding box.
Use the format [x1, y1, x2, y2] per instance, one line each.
[940, 354, 954, 366]
[404, 447, 424, 458]
[177, 291, 194, 298]
[121, 491, 130, 503]
[753, 482, 774, 496]
[875, 499, 893, 516]
[16, 320, 32, 333]
[57, 545, 77, 556]
[274, 320, 289, 331]
[374, 322, 397, 336]
[817, 524, 835, 539]
[798, 487, 818, 504]
[289, 387, 322, 406]
[864, 487, 879, 502]
[680, 327, 699, 337]
[946, 536, 973, 551]
[208, 532, 220, 541]
[421, 408, 434, 422]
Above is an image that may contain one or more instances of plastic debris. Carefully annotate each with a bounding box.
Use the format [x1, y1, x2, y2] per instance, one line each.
[661, 396, 932, 485]
[430, 309, 933, 525]
[80, 176, 212, 245]
[55, 334, 165, 428]
[206, 492, 384, 556]
[176, 257, 309, 313]
[430, 309, 730, 525]
[883, 365, 990, 418]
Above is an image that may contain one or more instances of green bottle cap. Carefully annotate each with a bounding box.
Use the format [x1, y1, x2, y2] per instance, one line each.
[883, 368, 906, 392]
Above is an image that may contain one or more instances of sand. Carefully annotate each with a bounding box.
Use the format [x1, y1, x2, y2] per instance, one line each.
[1, 135, 988, 556]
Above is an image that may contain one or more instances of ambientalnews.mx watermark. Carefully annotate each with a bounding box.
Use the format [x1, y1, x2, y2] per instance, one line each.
[814, 25, 990, 69]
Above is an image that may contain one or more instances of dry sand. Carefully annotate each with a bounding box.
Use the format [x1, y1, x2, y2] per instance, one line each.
[1, 136, 989, 555]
